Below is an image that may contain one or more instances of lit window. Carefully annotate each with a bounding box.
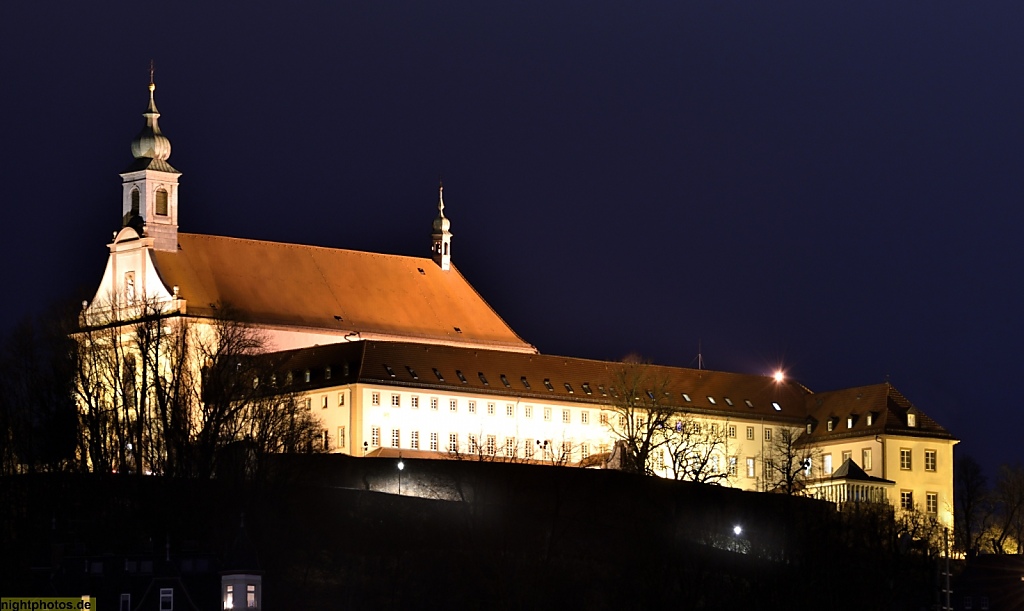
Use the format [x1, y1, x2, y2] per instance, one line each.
[524, 405, 533, 418]
[487, 402, 496, 415]
[744, 400, 754, 408]
[304, 369, 311, 383]
[764, 428, 772, 442]
[827, 420, 834, 432]
[337, 427, 346, 449]
[486, 435, 496, 455]
[410, 431, 419, 450]
[823, 454, 833, 474]
[847, 417, 854, 429]
[907, 413, 916, 427]
[599, 412, 609, 426]
[468, 434, 478, 453]
[505, 437, 515, 457]
[866, 413, 874, 426]
[391, 394, 401, 407]
[468, 400, 476, 414]
[862, 448, 872, 471]
[525, 441, 535, 458]
[562, 409, 571, 424]
[429, 432, 438, 451]
[806, 423, 813, 434]
[724, 397, 733, 406]
[247, 584, 256, 608]
[544, 407, 552, 421]
[430, 397, 438, 410]
[448, 433, 458, 452]
[506, 403, 515, 417]
[746, 426, 754, 440]
[371, 392, 380, 406]
[926, 492, 938, 514]
[450, 399, 458, 412]
[772, 402, 781, 411]
[618, 415, 626, 428]
[682, 393, 692, 402]
[392, 429, 400, 448]
[581, 411, 589, 424]
[728, 457, 738, 477]
[371, 427, 380, 446]
[728, 425, 736, 438]
[707, 396, 717, 405]
[410, 396, 419, 409]
[900, 449, 912, 470]
[581, 443, 589, 459]
[925, 450, 937, 472]
[746, 458, 755, 478]
[900, 490, 913, 510]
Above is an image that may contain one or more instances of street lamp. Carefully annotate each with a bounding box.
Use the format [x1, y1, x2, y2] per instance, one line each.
[397, 457, 405, 495]
[733, 525, 743, 536]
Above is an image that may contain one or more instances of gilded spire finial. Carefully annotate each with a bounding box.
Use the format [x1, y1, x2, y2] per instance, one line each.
[438, 179, 445, 216]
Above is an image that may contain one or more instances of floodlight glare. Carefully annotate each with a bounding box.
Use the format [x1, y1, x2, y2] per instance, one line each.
[773, 370, 784, 383]
[733, 525, 743, 536]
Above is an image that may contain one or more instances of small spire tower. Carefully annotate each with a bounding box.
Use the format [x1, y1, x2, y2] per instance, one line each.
[431, 183, 452, 270]
[119, 62, 181, 252]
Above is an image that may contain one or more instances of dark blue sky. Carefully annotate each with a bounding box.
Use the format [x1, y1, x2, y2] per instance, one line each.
[2, 1, 1023, 476]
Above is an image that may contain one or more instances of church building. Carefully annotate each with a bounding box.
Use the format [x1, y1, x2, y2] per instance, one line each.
[82, 78, 957, 531]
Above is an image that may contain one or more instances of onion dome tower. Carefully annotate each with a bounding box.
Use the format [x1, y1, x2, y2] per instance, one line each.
[119, 64, 181, 252]
[431, 183, 452, 270]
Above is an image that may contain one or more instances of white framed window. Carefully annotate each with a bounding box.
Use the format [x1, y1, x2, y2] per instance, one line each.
[449, 433, 458, 452]
[410, 396, 419, 409]
[371, 427, 380, 447]
[468, 434, 478, 453]
[823, 454, 833, 475]
[450, 399, 458, 412]
[486, 435, 496, 455]
[746, 458, 755, 478]
[599, 412, 609, 426]
[247, 584, 256, 608]
[337, 426, 345, 449]
[544, 407, 552, 421]
[410, 431, 419, 450]
[900, 490, 913, 510]
[391, 394, 401, 407]
[728, 457, 738, 477]
[862, 448, 872, 471]
[925, 449, 937, 472]
[842, 451, 851, 463]
[160, 588, 173, 611]
[764, 428, 772, 441]
[561, 441, 572, 461]
[468, 400, 476, 414]
[827, 419, 834, 432]
[525, 440, 535, 459]
[907, 413, 917, 427]
[926, 492, 938, 514]
[728, 425, 737, 438]
[506, 403, 515, 417]
[525, 405, 533, 418]
[581, 411, 589, 424]
[746, 426, 754, 440]
[429, 432, 438, 451]
[900, 448, 912, 470]
[371, 392, 380, 406]
[487, 402, 496, 415]
[581, 443, 589, 459]
[391, 429, 400, 448]
[562, 409, 571, 424]
[655, 450, 665, 471]
[618, 415, 626, 428]
[430, 397, 438, 410]
[505, 437, 515, 456]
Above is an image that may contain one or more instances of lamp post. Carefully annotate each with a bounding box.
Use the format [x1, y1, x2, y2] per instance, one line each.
[397, 456, 404, 495]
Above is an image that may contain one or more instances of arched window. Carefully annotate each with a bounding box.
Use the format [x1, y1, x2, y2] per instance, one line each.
[130, 187, 140, 215]
[155, 188, 168, 216]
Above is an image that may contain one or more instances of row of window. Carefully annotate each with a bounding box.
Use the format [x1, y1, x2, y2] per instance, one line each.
[899, 490, 940, 514]
[370, 392, 605, 424]
[367, 426, 608, 459]
[899, 448, 938, 472]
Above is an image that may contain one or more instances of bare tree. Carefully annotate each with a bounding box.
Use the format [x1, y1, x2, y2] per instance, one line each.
[663, 416, 732, 484]
[990, 463, 1024, 554]
[603, 360, 674, 475]
[955, 453, 992, 558]
[760, 426, 819, 495]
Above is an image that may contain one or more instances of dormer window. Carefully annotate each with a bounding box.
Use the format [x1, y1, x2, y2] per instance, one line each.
[907, 413, 917, 427]
[155, 187, 168, 216]
[866, 413, 874, 426]
[827, 419, 834, 432]
[847, 416, 854, 429]
[325, 366, 332, 380]
[806, 422, 813, 434]
[304, 369, 311, 383]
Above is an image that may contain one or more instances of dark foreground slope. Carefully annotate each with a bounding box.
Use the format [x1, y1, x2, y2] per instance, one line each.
[2, 455, 939, 609]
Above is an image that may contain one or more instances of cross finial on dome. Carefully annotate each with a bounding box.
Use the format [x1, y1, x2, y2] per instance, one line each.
[431, 180, 452, 270]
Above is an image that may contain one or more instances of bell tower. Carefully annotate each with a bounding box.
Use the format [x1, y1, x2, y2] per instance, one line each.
[431, 183, 452, 270]
[119, 65, 181, 252]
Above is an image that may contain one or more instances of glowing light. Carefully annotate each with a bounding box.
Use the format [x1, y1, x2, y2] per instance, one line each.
[773, 370, 784, 383]
[397, 460, 405, 471]
[733, 525, 743, 536]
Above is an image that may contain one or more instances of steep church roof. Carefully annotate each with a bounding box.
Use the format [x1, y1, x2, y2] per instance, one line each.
[150, 233, 534, 352]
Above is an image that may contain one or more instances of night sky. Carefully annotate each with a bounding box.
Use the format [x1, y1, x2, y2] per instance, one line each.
[2, 1, 1023, 477]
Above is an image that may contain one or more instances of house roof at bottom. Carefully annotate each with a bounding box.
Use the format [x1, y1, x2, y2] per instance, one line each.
[150, 233, 534, 352]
